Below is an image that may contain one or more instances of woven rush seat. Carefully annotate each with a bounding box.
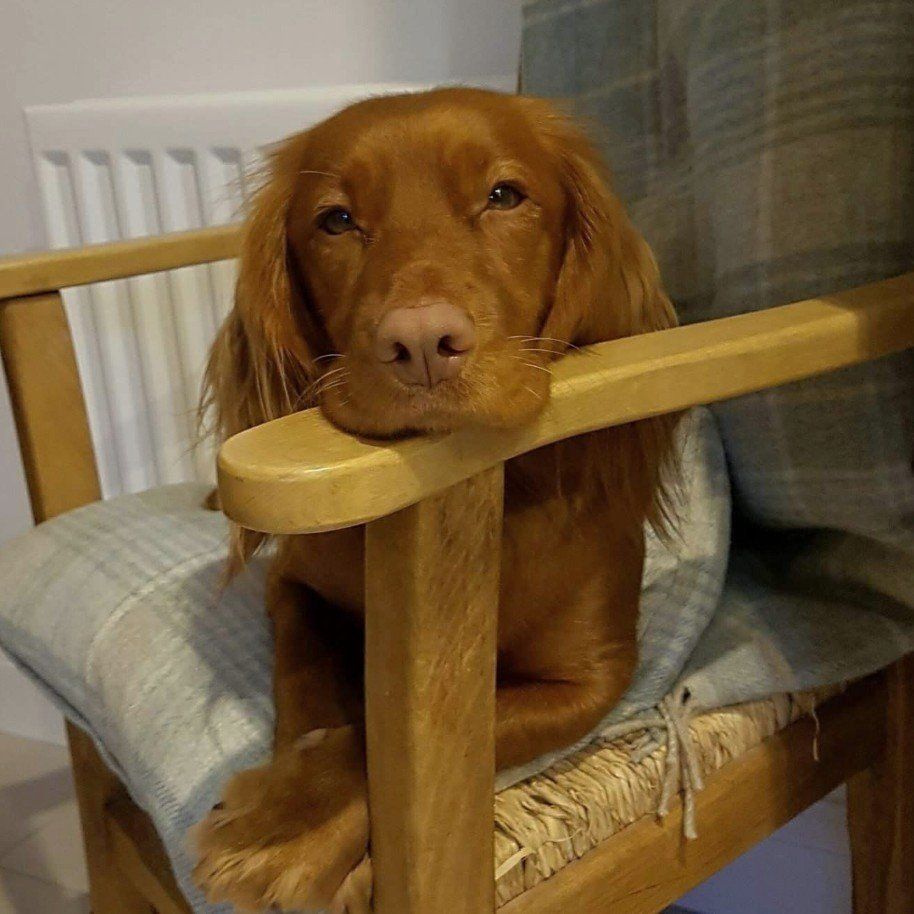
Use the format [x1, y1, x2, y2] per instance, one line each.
[493, 692, 826, 906]
[50, 688, 831, 914]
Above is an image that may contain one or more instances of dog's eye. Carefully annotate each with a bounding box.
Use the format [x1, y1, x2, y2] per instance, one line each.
[320, 208, 355, 235]
[487, 183, 525, 210]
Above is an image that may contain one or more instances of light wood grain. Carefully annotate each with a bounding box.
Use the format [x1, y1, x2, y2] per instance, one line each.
[218, 271, 914, 535]
[365, 467, 502, 914]
[0, 292, 101, 522]
[0, 224, 240, 299]
[2, 295, 162, 910]
[500, 675, 887, 914]
[847, 655, 914, 913]
[66, 724, 154, 914]
[107, 794, 194, 914]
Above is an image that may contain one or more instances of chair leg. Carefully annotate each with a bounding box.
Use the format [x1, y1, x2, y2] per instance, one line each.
[67, 723, 153, 914]
[847, 656, 914, 913]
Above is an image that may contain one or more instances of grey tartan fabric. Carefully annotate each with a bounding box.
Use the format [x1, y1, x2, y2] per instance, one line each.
[0, 410, 727, 914]
[522, 0, 914, 705]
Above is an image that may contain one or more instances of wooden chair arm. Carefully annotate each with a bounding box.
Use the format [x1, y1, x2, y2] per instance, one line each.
[218, 271, 914, 534]
[0, 225, 241, 299]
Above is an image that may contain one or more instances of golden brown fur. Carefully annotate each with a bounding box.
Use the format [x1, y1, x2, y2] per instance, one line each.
[193, 87, 679, 913]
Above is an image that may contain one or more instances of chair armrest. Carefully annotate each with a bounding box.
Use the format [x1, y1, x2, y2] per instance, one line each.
[0, 225, 241, 299]
[218, 272, 914, 534]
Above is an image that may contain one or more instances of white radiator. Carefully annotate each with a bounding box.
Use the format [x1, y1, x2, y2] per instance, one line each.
[26, 80, 512, 497]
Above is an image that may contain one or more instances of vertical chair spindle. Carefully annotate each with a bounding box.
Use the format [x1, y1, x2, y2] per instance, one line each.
[365, 465, 503, 914]
[847, 655, 914, 913]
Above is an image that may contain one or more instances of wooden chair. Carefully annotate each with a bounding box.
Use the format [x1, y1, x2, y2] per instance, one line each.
[1, 227, 912, 914]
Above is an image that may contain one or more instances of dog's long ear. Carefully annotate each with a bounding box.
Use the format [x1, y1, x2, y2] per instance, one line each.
[526, 100, 681, 533]
[204, 132, 316, 441]
[526, 104, 677, 346]
[201, 133, 316, 570]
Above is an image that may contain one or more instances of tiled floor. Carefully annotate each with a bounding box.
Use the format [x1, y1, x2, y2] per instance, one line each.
[0, 732, 88, 914]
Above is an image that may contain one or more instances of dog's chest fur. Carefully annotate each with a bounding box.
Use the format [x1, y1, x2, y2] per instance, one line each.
[277, 434, 644, 670]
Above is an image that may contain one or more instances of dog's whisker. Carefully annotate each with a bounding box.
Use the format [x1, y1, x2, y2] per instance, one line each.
[289, 387, 314, 410]
[510, 355, 553, 375]
[312, 378, 349, 400]
[313, 353, 344, 364]
[522, 335, 579, 347]
[317, 379, 348, 395]
[305, 366, 348, 397]
[318, 365, 348, 381]
[510, 335, 583, 352]
[298, 366, 351, 407]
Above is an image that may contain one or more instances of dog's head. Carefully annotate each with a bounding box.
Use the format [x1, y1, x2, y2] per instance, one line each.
[206, 88, 676, 440]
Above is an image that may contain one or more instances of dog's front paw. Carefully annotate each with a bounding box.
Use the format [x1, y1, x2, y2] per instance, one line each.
[192, 726, 369, 912]
[329, 853, 372, 914]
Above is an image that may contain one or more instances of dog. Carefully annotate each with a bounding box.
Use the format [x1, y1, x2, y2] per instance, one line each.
[193, 87, 678, 913]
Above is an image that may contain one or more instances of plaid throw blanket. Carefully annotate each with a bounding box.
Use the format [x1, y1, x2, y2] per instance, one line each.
[521, 0, 914, 715]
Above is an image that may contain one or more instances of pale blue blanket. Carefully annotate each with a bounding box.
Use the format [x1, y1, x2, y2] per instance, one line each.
[2, 408, 913, 912]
